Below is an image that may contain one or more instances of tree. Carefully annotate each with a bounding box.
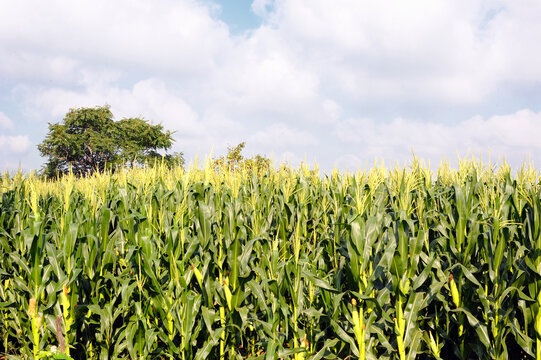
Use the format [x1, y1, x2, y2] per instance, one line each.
[212, 142, 271, 173]
[38, 105, 183, 178]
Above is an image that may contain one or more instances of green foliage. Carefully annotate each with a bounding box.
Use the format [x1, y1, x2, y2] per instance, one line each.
[37, 105, 182, 178]
[212, 142, 271, 173]
[1, 160, 541, 359]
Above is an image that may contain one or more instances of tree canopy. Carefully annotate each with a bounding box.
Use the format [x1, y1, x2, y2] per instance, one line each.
[212, 142, 271, 173]
[38, 106, 183, 178]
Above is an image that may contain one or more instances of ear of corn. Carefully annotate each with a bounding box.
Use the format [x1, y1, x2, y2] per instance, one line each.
[1, 159, 541, 358]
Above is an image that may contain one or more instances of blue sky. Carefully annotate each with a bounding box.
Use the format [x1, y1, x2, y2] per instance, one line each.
[215, 0, 262, 34]
[1, 0, 541, 173]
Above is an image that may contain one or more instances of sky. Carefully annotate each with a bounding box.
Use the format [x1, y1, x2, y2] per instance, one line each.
[1, 0, 541, 173]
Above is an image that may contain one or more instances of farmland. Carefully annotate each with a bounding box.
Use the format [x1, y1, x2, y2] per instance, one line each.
[1, 159, 541, 359]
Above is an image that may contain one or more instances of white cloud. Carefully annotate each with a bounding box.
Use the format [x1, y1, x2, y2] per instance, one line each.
[3, 0, 333, 125]
[0, 135, 30, 154]
[208, 26, 325, 120]
[0, 112, 13, 129]
[334, 109, 541, 167]
[486, 1, 541, 83]
[8, 0, 539, 116]
[334, 153, 364, 172]
[3, 0, 541, 107]
[2, 0, 541, 172]
[251, 0, 276, 18]
[321, 100, 342, 123]
[0, 0, 232, 82]
[249, 122, 318, 148]
[257, 0, 541, 104]
[277, 151, 306, 167]
[28, 78, 203, 155]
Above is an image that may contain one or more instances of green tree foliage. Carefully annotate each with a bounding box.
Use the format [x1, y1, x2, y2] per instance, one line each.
[37, 106, 183, 178]
[212, 142, 271, 173]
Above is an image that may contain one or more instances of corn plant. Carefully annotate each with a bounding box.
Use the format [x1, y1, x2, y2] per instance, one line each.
[1, 159, 541, 359]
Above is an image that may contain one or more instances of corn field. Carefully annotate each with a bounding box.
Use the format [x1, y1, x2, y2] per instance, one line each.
[1, 158, 541, 359]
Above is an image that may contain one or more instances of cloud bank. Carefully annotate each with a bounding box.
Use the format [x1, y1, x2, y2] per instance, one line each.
[1, 0, 540, 172]
[335, 109, 541, 169]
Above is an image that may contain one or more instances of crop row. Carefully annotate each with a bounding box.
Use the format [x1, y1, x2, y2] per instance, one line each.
[1, 160, 540, 359]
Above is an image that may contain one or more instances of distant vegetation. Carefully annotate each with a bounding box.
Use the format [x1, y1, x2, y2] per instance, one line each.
[211, 142, 271, 174]
[37, 105, 183, 178]
[36, 105, 272, 181]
